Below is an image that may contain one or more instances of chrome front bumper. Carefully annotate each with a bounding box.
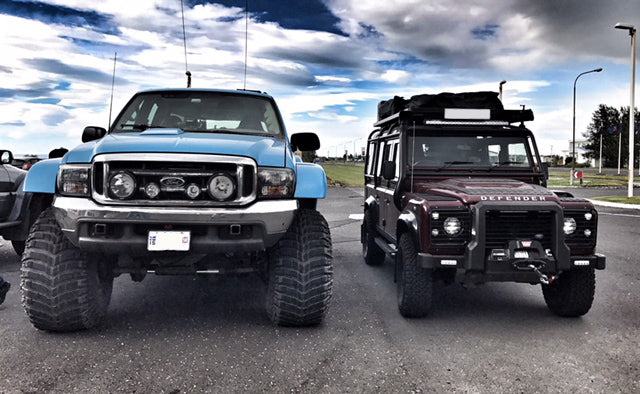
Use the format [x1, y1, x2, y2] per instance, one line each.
[53, 196, 297, 254]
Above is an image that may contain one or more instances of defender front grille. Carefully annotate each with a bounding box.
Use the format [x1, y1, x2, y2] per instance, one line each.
[91, 153, 257, 206]
[485, 210, 555, 251]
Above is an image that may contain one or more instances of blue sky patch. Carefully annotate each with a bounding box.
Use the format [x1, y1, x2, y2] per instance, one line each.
[472, 24, 499, 40]
[27, 97, 61, 105]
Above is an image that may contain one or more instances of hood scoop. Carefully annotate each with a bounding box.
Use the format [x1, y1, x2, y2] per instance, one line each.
[436, 178, 555, 196]
[139, 128, 184, 136]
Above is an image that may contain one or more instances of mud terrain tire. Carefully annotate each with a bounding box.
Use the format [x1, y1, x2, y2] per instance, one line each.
[20, 208, 113, 332]
[266, 208, 333, 326]
[397, 233, 433, 318]
[542, 268, 595, 317]
[362, 209, 384, 266]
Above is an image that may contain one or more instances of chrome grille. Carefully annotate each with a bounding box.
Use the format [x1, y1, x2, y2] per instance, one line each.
[92, 153, 256, 206]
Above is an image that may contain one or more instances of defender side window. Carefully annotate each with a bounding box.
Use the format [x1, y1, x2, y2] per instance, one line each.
[376, 141, 388, 179]
[365, 142, 376, 175]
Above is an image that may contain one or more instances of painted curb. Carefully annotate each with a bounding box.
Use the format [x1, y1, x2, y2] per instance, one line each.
[587, 199, 640, 210]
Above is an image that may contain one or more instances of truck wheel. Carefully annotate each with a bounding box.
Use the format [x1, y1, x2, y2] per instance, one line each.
[20, 208, 113, 332]
[266, 208, 333, 326]
[397, 233, 432, 318]
[11, 240, 25, 256]
[362, 210, 384, 266]
[542, 268, 595, 317]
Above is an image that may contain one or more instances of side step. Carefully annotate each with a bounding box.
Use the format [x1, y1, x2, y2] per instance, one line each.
[374, 237, 397, 257]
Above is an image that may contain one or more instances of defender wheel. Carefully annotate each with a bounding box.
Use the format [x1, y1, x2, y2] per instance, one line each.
[362, 210, 384, 266]
[20, 208, 113, 332]
[542, 268, 595, 317]
[11, 240, 25, 256]
[266, 208, 333, 326]
[397, 233, 433, 318]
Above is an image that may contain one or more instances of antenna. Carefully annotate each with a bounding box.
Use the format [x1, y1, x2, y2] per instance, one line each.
[180, 0, 191, 87]
[107, 52, 117, 130]
[243, 0, 249, 89]
[410, 121, 416, 193]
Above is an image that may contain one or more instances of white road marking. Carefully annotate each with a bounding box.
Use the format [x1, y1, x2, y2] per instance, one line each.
[599, 212, 640, 218]
[348, 213, 364, 220]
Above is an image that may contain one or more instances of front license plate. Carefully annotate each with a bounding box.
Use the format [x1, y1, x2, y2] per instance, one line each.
[148, 231, 191, 251]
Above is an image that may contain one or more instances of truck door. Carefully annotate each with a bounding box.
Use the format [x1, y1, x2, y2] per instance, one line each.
[384, 140, 400, 240]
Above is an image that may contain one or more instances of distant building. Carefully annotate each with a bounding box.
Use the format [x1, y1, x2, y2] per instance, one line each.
[562, 139, 595, 166]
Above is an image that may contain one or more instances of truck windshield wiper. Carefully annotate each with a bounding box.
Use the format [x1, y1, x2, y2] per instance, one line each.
[435, 161, 474, 170]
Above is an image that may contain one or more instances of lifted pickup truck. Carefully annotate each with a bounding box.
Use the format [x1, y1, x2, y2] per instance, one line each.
[20, 89, 333, 331]
[362, 92, 605, 318]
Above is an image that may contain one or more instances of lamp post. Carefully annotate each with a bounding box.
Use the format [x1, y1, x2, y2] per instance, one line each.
[571, 68, 603, 185]
[499, 80, 507, 101]
[615, 23, 636, 197]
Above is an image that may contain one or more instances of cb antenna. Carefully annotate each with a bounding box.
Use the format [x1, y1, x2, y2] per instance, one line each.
[107, 52, 117, 129]
[180, 0, 191, 87]
[243, 0, 249, 89]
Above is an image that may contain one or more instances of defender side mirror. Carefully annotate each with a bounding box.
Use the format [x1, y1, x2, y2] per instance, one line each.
[0, 150, 13, 164]
[290, 132, 320, 151]
[82, 126, 107, 143]
[541, 162, 549, 180]
[382, 161, 396, 180]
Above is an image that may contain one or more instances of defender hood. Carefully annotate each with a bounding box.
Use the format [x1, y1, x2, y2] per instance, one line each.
[416, 178, 559, 204]
[64, 129, 287, 167]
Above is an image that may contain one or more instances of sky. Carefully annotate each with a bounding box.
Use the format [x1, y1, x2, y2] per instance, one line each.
[0, 0, 639, 158]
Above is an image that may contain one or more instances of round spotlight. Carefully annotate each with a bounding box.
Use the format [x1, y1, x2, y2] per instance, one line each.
[185, 183, 201, 199]
[443, 217, 462, 235]
[208, 173, 235, 201]
[563, 217, 577, 235]
[584, 212, 593, 221]
[431, 212, 440, 220]
[144, 182, 160, 199]
[109, 171, 136, 199]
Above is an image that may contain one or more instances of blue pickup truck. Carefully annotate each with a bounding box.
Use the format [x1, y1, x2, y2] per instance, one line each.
[20, 88, 333, 331]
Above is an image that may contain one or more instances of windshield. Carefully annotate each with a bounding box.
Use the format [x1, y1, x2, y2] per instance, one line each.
[111, 92, 283, 136]
[410, 134, 534, 169]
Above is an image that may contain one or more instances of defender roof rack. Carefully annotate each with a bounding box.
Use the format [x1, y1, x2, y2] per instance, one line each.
[374, 107, 534, 128]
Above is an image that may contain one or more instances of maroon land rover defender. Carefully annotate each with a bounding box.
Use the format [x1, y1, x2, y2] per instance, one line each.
[362, 92, 605, 318]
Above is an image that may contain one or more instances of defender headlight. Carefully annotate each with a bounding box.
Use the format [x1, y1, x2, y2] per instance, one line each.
[208, 173, 235, 201]
[58, 164, 91, 197]
[109, 171, 136, 199]
[443, 217, 462, 235]
[563, 217, 577, 235]
[258, 167, 295, 198]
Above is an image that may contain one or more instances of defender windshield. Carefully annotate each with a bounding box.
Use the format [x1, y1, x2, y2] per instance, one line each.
[410, 134, 534, 169]
[112, 92, 283, 136]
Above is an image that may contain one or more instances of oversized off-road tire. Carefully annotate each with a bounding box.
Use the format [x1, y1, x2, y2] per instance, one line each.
[397, 233, 433, 318]
[362, 209, 384, 266]
[266, 208, 333, 326]
[11, 240, 25, 256]
[20, 208, 113, 332]
[542, 268, 595, 317]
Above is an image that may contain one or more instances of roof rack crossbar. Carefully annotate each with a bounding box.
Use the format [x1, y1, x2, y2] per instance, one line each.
[373, 108, 534, 127]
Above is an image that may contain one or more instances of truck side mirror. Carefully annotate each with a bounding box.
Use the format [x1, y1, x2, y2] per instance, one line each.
[290, 132, 320, 151]
[382, 161, 395, 180]
[82, 126, 107, 143]
[541, 162, 549, 180]
[0, 150, 13, 164]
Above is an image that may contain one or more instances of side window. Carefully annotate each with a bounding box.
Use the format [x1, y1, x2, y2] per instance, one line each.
[376, 141, 387, 177]
[391, 140, 400, 178]
[365, 142, 376, 175]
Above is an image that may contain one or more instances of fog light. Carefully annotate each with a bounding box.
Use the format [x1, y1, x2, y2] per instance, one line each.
[208, 173, 235, 201]
[431, 229, 439, 236]
[584, 229, 592, 237]
[109, 171, 136, 199]
[443, 217, 461, 235]
[185, 183, 201, 199]
[144, 182, 160, 199]
[584, 212, 593, 220]
[431, 212, 440, 220]
[563, 217, 577, 235]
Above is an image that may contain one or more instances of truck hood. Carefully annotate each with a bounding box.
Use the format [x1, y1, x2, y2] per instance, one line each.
[415, 178, 559, 204]
[63, 129, 286, 167]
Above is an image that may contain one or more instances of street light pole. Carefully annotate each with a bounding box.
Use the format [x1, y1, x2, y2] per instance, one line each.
[599, 133, 603, 174]
[615, 23, 636, 197]
[571, 68, 603, 185]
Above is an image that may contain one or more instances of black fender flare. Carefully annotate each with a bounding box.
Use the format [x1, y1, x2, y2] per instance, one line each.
[397, 209, 421, 251]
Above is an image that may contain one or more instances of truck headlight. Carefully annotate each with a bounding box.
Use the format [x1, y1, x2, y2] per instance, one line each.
[258, 167, 294, 198]
[443, 217, 462, 235]
[208, 173, 235, 201]
[109, 171, 136, 199]
[58, 164, 91, 197]
[563, 217, 577, 235]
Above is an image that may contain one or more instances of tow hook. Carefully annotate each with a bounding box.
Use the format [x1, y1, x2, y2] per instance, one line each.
[512, 261, 558, 285]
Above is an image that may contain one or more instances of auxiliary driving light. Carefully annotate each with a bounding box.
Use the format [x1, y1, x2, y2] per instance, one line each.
[144, 182, 160, 199]
[185, 183, 201, 199]
[563, 217, 577, 235]
[109, 171, 136, 199]
[443, 217, 462, 235]
[208, 173, 235, 201]
[584, 212, 593, 221]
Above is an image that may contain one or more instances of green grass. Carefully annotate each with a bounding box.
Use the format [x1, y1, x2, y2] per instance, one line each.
[547, 171, 628, 187]
[322, 163, 364, 187]
[590, 196, 640, 204]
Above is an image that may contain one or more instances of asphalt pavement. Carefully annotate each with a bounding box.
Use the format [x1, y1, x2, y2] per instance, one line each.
[0, 187, 639, 393]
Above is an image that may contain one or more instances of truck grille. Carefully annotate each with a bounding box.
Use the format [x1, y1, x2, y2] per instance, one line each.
[485, 210, 554, 251]
[92, 153, 257, 206]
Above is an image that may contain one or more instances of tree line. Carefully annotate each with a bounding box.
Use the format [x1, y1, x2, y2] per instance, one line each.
[582, 105, 639, 168]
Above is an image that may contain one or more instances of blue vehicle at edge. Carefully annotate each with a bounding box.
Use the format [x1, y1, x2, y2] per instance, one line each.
[20, 88, 333, 331]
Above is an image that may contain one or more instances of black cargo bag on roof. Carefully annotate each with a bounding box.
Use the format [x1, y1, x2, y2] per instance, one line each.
[377, 96, 407, 120]
[406, 91, 503, 111]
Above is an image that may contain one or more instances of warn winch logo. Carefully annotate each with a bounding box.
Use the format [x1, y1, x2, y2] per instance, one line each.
[480, 195, 547, 201]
